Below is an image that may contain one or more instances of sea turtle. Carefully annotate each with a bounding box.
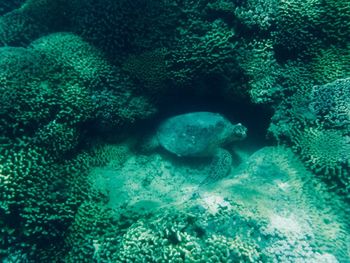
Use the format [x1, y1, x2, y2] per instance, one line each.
[156, 112, 248, 185]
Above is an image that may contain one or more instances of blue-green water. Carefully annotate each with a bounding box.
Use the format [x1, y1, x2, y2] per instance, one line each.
[0, 0, 349, 262]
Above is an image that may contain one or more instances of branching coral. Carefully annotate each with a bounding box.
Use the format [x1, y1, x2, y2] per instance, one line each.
[30, 32, 115, 89]
[0, 47, 57, 137]
[310, 44, 350, 84]
[63, 201, 120, 263]
[236, 39, 282, 103]
[308, 78, 350, 131]
[0, 142, 93, 261]
[32, 121, 79, 158]
[122, 48, 169, 98]
[291, 128, 349, 177]
[0, 10, 43, 46]
[234, 0, 278, 31]
[30, 32, 156, 129]
[0, 30, 156, 261]
[273, 0, 350, 54]
[0, 0, 24, 15]
[115, 209, 263, 262]
[0, 0, 349, 260]
[69, 0, 179, 63]
[269, 78, 350, 195]
[168, 19, 237, 85]
[0, 0, 69, 46]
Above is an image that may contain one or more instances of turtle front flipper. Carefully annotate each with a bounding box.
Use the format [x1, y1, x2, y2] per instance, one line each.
[199, 148, 233, 187]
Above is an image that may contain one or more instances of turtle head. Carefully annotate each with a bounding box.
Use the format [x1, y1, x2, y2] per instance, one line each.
[229, 123, 247, 142]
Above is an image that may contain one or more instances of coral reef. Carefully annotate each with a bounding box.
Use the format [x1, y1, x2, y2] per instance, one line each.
[68, 0, 179, 63]
[274, 0, 350, 54]
[269, 78, 350, 196]
[115, 209, 263, 262]
[0, 0, 69, 46]
[59, 144, 350, 262]
[0, 1, 24, 15]
[0, 142, 93, 261]
[0, 0, 349, 261]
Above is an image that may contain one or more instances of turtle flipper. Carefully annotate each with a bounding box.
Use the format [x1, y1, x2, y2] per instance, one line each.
[199, 148, 232, 186]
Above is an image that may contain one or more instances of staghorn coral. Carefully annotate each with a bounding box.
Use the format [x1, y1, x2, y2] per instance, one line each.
[89, 143, 131, 168]
[205, 0, 236, 23]
[0, 32, 155, 141]
[63, 201, 120, 263]
[0, 43, 97, 148]
[0, 31, 157, 260]
[91, 88, 156, 132]
[19, 0, 69, 29]
[270, 78, 350, 142]
[55, 83, 95, 126]
[0, 46, 46, 84]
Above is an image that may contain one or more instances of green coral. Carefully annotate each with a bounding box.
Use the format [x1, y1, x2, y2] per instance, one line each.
[0, 42, 97, 143]
[269, 78, 350, 196]
[0, 142, 93, 261]
[0, 0, 24, 15]
[30, 32, 115, 89]
[0, 30, 156, 261]
[89, 143, 130, 168]
[69, 0, 178, 63]
[115, 209, 263, 262]
[308, 78, 350, 131]
[0, 46, 45, 84]
[0, 47, 57, 137]
[291, 127, 349, 181]
[30, 32, 156, 129]
[122, 48, 169, 98]
[236, 39, 282, 103]
[0, 0, 349, 260]
[19, 0, 69, 29]
[32, 121, 79, 158]
[0, 10, 42, 46]
[274, 0, 350, 54]
[310, 44, 350, 85]
[0, 0, 69, 46]
[234, 0, 278, 31]
[63, 201, 120, 263]
[168, 19, 237, 85]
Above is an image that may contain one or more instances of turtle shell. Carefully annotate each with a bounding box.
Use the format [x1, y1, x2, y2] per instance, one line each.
[157, 112, 232, 157]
